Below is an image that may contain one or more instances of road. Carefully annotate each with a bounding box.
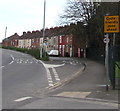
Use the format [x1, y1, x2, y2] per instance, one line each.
[2, 49, 49, 109]
[2, 49, 118, 109]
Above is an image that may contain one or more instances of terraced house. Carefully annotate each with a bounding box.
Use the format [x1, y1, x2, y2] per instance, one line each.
[2, 25, 86, 57]
[2, 33, 19, 48]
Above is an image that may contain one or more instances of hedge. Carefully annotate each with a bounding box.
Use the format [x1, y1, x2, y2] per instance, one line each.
[2, 47, 49, 61]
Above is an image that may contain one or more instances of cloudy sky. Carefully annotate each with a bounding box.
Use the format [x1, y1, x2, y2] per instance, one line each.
[0, 0, 67, 42]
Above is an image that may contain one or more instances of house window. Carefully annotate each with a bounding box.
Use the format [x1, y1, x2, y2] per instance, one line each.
[32, 39, 34, 43]
[67, 37, 69, 43]
[37, 38, 39, 43]
[60, 36, 62, 43]
[54, 37, 56, 43]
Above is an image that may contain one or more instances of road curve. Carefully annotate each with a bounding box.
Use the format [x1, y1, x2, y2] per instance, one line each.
[2, 49, 48, 109]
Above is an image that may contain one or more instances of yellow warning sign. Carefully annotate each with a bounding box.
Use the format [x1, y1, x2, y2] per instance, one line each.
[104, 16, 119, 33]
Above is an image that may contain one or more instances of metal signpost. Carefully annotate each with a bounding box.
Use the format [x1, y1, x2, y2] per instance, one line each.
[104, 15, 119, 91]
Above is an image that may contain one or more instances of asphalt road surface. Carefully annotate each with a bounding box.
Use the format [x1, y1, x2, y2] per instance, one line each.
[2, 49, 118, 109]
[2, 49, 49, 109]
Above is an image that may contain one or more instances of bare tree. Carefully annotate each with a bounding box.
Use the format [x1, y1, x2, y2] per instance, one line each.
[59, 0, 99, 25]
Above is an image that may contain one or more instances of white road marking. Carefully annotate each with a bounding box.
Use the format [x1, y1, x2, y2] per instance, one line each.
[19, 59, 23, 63]
[24, 61, 27, 64]
[96, 85, 110, 87]
[49, 83, 54, 86]
[39, 60, 65, 87]
[0, 66, 5, 68]
[48, 78, 52, 80]
[14, 97, 32, 102]
[11, 55, 15, 61]
[48, 80, 53, 83]
[9, 55, 14, 65]
[40, 60, 65, 68]
[52, 67, 60, 81]
[46, 68, 54, 86]
[9, 60, 14, 65]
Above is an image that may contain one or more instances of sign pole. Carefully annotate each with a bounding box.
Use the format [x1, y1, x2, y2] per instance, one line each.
[112, 33, 116, 90]
[104, 15, 119, 91]
[105, 34, 110, 91]
[113, 33, 116, 46]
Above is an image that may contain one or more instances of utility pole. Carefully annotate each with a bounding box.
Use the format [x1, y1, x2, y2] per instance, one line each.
[43, 0, 46, 41]
[4, 26, 7, 39]
[4, 26, 7, 47]
[40, 0, 46, 58]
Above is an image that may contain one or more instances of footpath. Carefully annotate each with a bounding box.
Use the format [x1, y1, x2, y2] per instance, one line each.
[44, 57, 118, 103]
[73, 58, 119, 103]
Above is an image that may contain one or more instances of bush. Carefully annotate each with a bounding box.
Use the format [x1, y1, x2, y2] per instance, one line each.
[2, 47, 49, 61]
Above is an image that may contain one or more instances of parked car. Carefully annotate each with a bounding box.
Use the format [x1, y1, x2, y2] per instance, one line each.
[47, 50, 59, 56]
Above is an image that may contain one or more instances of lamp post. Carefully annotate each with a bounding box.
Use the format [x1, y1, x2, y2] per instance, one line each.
[4, 26, 7, 39]
[43, 0, 46, 40]
[40, 0, 46, 58]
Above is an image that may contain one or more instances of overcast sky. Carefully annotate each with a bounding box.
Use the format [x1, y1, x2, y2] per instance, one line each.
[0, 0, 67, 42]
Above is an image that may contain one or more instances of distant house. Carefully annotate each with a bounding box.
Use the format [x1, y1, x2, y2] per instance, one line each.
[18, 32, 31, 49]
[2, 33, 19, 47]
[0, 43, 2, 47]
[2, 24, 87, 58]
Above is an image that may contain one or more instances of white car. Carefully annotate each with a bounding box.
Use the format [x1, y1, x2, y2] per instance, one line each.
[47, 50, 59, 56]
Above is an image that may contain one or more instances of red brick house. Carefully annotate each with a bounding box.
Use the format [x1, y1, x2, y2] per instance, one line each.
[2, 33, 19, 47]
[2, 24, 86, 58]
[58, 34, 73, 57]
[31, 31, 41, 49]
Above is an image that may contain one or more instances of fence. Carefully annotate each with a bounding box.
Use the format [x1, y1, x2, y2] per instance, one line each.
[86, 47, 105, 63]
[87, 45, 120, 89]
[109, 45, 120, 89]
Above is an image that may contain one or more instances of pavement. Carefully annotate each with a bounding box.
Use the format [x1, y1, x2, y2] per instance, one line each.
[70, 58, 119, 103]
[46, 57, 119, 103]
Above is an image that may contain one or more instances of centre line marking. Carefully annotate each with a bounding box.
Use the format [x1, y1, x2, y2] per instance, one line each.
[14, 97, 32, 102]
[52, 67, 60, 81]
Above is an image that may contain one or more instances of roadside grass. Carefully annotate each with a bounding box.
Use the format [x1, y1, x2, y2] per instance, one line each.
[115, 61, 120, 78]
[2, 46, 49, 61]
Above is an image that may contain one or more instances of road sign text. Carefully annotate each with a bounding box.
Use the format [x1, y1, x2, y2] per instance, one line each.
[104, 16, 119, 33]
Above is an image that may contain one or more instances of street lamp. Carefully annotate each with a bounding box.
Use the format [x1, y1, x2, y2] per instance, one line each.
[4, 26, 7, 39]
[40, 0, 46, 58]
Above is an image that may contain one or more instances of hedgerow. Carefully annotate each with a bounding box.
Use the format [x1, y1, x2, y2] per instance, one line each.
[2, 46, 49, 61]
